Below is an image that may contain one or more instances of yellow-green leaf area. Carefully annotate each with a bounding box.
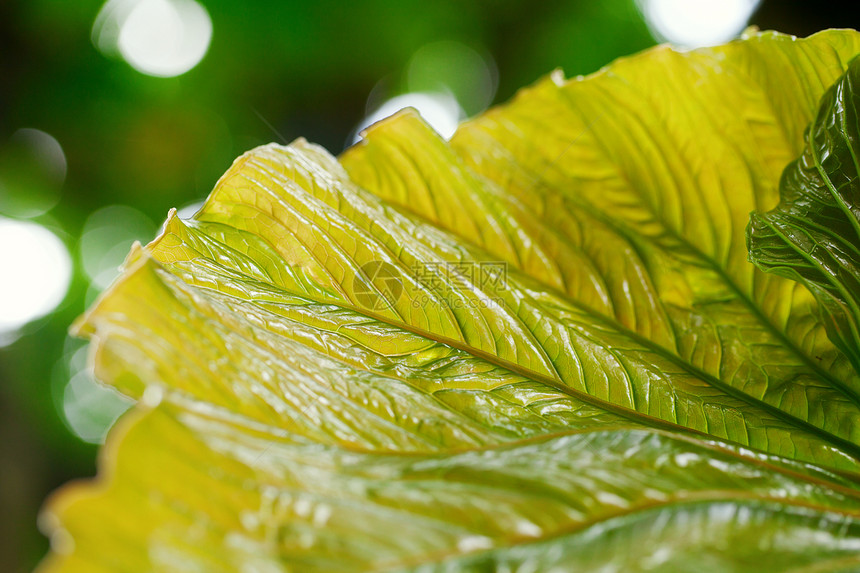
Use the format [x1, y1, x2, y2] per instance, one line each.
[41, 29, 860, 572]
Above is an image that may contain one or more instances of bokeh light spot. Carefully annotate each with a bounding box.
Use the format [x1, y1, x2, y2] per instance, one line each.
[0, 129, 66, 218]
[0, 219, 72, 337]
[406, 40, 498, 117]
[353, 92, 463, 144]
[638, 0, 761, 48]
[80, 205, 155, 290]
[176, 200, 204, 220]
[55, 341, 133, 444]
[94, 0, 212, 78]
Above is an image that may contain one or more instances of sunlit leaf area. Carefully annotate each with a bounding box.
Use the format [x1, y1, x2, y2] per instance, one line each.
[0, 1, 853, 570]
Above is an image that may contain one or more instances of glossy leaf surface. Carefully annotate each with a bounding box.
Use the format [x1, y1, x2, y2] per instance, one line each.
[41, 30, 860, 572]
[749, 53, 860, 379]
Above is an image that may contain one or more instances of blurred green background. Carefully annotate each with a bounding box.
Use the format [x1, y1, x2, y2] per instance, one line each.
[0, 0, 851, 570]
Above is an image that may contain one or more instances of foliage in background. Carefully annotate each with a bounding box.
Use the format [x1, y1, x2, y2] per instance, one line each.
[40, 29, 860, 571]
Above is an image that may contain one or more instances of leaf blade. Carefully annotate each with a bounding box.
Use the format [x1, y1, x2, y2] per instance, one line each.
[749, 53, 860, 377]
[43, 29, 860, 572]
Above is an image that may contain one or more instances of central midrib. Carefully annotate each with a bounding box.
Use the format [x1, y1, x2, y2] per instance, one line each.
[157, 216, 860, 468]
[181, 145, 860, 466]
[324, 155, 860, 461]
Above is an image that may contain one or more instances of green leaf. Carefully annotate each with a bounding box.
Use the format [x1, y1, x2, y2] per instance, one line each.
[41, 30, 860, 571]
[749, 53, 860, 378]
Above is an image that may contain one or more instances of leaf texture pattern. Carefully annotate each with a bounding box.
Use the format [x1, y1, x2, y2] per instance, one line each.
[41, 30, 860, 572]
[750, 53, 860, 379]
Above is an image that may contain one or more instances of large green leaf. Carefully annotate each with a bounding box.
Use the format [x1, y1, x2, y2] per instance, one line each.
[41, 30, 860, 571]
[749, 53, 860, 378]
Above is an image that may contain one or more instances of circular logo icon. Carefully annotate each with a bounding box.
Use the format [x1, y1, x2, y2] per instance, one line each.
[353, 260, 403, 311]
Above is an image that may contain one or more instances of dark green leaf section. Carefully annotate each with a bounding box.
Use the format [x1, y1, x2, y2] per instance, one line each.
[749, 56, 860, 375]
